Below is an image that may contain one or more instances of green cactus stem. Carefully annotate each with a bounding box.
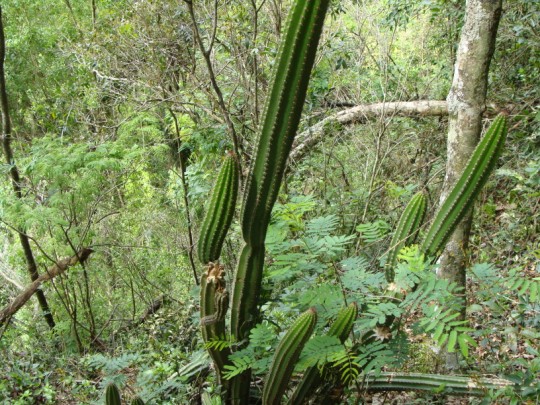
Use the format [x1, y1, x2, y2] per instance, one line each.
[240, 0, 331, 248]
[421, 115, 507, 259]
[385, 191, 427, 282]
[197, 153, 239, 265]
[130, 397, 145, 405]
[228, 245, 266, 404]
[200, 263, 231, 389]
[230, 244, 265, 341]
[363, 372, 513, 396]
[232, 0, 330, 343]
[229, 3, 330, 402]
[262, 308, 318, 405]
[289, 303, 358, 404]
[105, 383, 121, 405]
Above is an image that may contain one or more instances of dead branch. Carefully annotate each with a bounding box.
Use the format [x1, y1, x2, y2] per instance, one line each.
[289, 100, 516, 163]
[290, 100, 448, 163]
[0, 248, 94, 326]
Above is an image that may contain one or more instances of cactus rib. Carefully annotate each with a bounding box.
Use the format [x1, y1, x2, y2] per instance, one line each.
[385, 191, 427, 282]
[197, 153, 239, 265]
[262, 308, 317, 405]
[421, 115, 507, 259]
[289, 303, 358, 404]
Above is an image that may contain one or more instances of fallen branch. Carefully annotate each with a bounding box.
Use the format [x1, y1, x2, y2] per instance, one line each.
[290, 100, 448, 162]
[289, 100, 516, 162]
[0, 248, 94, 326]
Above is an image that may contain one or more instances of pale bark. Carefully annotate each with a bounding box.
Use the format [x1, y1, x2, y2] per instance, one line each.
[288, 100, 513, 163]
[438, 0, 502, 289]
[290, 100, 448, 162]
[0, 248, 94, 326]
[437, 0, 502, 368]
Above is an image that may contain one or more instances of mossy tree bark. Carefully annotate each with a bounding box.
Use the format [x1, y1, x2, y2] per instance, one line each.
[437, 0, 502, 368]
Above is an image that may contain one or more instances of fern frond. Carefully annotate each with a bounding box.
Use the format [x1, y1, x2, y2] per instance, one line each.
[330, 349, 361, 385]
[223, 356, 253, 380]
[306, 214, 340, 236]
[204, 336, 234, 351]
[296, 335, 345, 370]
[356, 220, 391, 244]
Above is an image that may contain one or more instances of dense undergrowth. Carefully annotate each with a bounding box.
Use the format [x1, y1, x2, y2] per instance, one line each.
[1, 0, 539, 403]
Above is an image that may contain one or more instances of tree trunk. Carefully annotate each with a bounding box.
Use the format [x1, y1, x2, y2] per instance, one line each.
[437, 0, 502, 368]
[0, 6, 56, 329]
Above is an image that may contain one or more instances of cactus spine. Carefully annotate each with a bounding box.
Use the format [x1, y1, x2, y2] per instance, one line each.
[105, 383, 121, 405]
[385, 191, 427, 282]
[421, 115, 507, 259]
[262, 308, 317, 405]
[197, 153, 239, 265]
[289, 303, 358, 404]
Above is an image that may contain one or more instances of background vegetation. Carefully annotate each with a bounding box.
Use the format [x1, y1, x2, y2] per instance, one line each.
[0, 0, 538, 403]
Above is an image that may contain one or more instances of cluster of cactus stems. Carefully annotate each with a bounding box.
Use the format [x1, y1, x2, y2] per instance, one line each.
[195, 0, 508, 401]
[386, 114, 507, 275]
[289, 303, 358, 404]
[196, 1, 331, 401]
[378, 115, 507, 330]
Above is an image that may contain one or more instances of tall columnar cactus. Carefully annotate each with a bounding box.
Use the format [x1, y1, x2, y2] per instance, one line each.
[232, 0, 330, 343]
[229, 2, 329, 401]
[262, 308, 318, 405]
[197, 153, 239, 265]
[421, 115, 507, 259]
[289, 303, 358, 404]
[385, 191, 427, 282]
[197, 153, 237, 394]
[240, 0, 330, 248]
[193, 1, 330, 402]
